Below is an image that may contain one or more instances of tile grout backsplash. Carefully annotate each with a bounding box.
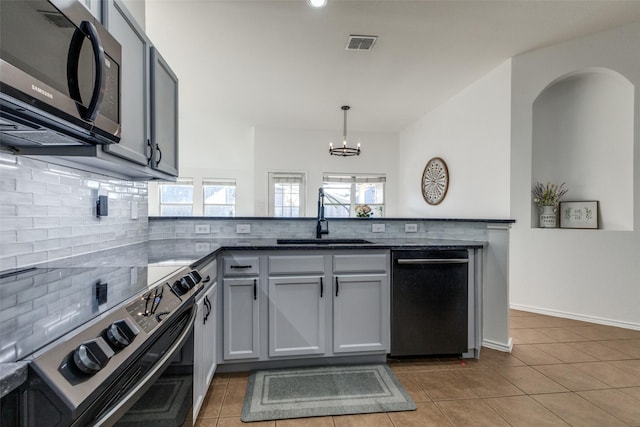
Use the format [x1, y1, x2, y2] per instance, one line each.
[148, 217, 490, 241]
[0, 153, 149, 271]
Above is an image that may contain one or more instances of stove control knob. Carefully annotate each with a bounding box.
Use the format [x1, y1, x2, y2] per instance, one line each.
[189, 270, 202, 284]
[171, 278, 189, 296]
[73, 337, 114, 375]
[106, 319, 140, 349]
[182, 274, 196, 289]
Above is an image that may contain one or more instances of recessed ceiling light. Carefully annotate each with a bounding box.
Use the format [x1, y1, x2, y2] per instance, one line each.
[307, 0, 327, 8]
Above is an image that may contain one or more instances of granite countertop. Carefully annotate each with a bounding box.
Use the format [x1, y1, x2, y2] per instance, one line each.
[1, 237, 485, 392]
[0, 362, 27, 398]
[150, 237, 486, 266]
[213, 237, 485, 250]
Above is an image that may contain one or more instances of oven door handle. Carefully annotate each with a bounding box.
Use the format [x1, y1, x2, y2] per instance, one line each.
[396, 258, 469, 265]
[92, 307, 196, 426]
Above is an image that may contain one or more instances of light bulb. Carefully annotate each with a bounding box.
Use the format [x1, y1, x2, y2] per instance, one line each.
[307, 0, 327, 8]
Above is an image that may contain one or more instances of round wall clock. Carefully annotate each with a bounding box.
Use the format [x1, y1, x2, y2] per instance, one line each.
[421, 157, 449, 205]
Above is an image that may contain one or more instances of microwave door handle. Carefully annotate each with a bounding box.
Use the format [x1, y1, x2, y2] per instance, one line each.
[67, 20, 106, 121]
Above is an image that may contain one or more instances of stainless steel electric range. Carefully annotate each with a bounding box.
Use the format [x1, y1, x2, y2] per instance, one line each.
[0, 243, 213, 426]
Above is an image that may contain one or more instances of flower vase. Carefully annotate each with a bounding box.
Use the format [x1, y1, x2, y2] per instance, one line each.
[539, 205, 557, 228]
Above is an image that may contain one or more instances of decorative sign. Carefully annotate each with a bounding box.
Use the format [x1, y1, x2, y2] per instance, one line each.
[559, 201, 599, 229]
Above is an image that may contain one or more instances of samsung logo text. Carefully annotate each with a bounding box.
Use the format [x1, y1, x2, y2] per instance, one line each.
[32, 84, 53, 99]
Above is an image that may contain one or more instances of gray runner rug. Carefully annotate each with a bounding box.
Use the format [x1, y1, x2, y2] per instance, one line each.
[241, 364, 416, 422]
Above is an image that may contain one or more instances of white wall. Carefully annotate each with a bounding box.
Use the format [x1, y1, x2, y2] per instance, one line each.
[510, 23, 640, 328]
[398, 60, 512, 219]
[532, 70, 634, 230]
[254, 127, 399, 216]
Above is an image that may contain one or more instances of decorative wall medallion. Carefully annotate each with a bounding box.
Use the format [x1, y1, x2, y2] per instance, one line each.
[421, 157, 449, 205]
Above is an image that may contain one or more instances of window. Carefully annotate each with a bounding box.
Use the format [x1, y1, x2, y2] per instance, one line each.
[203, 179, 236, 216]
[322, 174, 385, 217]
[159, 179, 193, 216]
[268, 172, 306, 217]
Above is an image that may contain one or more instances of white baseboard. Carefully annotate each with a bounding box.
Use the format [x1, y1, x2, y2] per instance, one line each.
[482, 337, 513, 353]
[510, 304, 640, 331]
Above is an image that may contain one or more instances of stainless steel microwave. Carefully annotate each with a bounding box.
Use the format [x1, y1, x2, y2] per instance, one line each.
[0, 0, 121, 148]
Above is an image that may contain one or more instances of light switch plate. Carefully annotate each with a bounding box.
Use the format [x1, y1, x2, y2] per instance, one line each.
[372, 223, 385, 233]
[405, 223, 418, 233]
[236, 224, 251, 234]
[195, 224, 210, 234]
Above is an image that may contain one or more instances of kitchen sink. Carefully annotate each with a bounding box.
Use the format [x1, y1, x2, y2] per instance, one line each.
[276, 238, 373, 245]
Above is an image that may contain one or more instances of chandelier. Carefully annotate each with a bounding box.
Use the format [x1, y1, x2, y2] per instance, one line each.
[329, 105, 361, 157]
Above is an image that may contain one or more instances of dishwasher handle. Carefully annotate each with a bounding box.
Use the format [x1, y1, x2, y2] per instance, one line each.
[396, 258, 468, 265]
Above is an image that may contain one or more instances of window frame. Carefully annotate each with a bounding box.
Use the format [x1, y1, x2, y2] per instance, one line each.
[203, 178, 237, 217]
[322, 174, 386, 218]
[158, 178, 194, 217]
[268, 171, 307, 217]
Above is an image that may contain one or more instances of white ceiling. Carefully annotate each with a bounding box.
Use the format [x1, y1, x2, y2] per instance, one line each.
[153, 1, 640, 133]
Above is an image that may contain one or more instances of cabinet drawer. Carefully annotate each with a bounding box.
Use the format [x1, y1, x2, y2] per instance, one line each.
[333, 253, 388, 274]
[223, 256, 259, 276]
[269, 255, 325, 275]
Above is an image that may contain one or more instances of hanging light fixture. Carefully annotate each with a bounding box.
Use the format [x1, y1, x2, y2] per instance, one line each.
[329, 105, 361, 157]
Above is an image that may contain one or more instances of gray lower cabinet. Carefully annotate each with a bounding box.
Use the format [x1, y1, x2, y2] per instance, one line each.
[268, 275, 326, 357]
[333, 253, 389, 354]
[221, 251, 389, 364]
[193, 281, 217, 419]
[223, 277, 260, 360]
[333, 274, 389, 353]
[193, 258, 218, 420]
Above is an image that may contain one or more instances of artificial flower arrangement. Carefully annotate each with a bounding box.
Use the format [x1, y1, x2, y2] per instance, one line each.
[355, 204, 373, 218]
[531, 181, 568, 207]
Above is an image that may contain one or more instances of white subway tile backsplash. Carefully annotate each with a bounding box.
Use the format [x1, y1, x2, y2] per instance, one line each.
[16, 252, 47, 266]
[0, 153, 149, 269]
[17, 229, 48, 242]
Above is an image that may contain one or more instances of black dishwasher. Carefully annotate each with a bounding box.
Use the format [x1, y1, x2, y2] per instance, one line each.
[390, 250, 468, 357]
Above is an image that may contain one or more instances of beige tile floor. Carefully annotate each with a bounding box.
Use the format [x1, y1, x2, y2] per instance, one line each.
[191, 310, 640, 426]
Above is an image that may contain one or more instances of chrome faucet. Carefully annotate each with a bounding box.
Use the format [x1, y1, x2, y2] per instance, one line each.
[316, 188, 329, 239]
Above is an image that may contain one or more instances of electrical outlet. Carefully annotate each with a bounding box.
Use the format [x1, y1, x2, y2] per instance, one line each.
[195, 224, 210, 234]
[195, 242, 211, 252]
[131, 201, 139, 220]
[236, 224, 251, 234]
[371, 223, 385, 233]
[405, 223, 418, 233]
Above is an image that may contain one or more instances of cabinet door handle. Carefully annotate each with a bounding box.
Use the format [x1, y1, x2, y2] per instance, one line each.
[202, 275, 211, 283]
[205, 296, 211, 322]
[335, 277, 339, 297]
[230, 265, 252, 269]
[155, 144, 162, 166]
[396, 258, 469, 265]
[253, 279, 257, 300]
[146, 139, 152, 164]
[202, 296, 209, 324]
[320, 277, 323, 298]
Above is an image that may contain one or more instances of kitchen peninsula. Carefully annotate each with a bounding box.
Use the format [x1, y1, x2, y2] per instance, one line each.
[149, 215, 515, 355]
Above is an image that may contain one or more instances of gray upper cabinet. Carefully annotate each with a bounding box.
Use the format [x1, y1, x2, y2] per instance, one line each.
[103, 0, 151, 167]
[80, 0, 102, 21]
[150, 48, 179, 176]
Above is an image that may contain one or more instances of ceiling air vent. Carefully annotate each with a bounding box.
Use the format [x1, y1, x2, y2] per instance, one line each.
[345, 35, 378, 51]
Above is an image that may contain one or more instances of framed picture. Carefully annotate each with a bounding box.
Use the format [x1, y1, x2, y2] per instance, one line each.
[559, 201, 599, 229]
